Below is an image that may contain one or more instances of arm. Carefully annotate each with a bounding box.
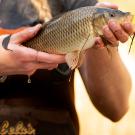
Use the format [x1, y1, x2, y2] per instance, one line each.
[79, 47, 132, 122]
[0, 24, 65, 76]
[79, 2, 133, 122]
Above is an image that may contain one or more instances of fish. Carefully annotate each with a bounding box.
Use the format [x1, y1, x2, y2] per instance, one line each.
[2, 6, 133, 71]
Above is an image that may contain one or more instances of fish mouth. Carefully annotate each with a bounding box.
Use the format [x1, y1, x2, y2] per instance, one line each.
[124, 12, 134, 22]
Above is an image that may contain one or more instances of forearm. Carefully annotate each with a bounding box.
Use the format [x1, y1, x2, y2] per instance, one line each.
[79, 46, 132, 121]
[0, 26, 65, 76]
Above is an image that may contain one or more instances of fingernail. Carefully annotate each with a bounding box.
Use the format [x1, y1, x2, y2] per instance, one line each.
[29, 28, 36, 32]
[95, 40, 104, 48]
[36, 24, 42, 29]
[124, 22, 132, 29]
[103, 25, 110, 32]
[109, 21, 117, 28]
[29, 24, 41, 32]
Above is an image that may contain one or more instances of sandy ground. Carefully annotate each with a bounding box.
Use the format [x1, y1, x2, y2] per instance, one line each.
[74, 0, 135, 135]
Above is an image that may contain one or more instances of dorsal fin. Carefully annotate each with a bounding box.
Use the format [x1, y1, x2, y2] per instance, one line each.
[42, 12, 65, 27]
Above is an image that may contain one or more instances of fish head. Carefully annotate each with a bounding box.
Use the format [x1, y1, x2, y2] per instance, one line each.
[92, 7, 133, 36]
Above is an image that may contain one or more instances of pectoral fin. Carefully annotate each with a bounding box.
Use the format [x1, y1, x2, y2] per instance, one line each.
[66, 51, 84, 70]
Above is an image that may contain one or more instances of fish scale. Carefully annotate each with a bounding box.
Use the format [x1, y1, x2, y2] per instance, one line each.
[24, 6, 94, 55]
[22, 6, 132, 70]
[2, 6, 132, 70]
[0, 5, 133, 84]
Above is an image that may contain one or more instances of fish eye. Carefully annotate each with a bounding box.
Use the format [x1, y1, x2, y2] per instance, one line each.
[109, 13, 115, 17]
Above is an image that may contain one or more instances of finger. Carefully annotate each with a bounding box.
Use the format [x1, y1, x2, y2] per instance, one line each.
[96, 2, 118, 9]
[108, 21, 129, 43]
[103, 25, 119, 46]
[36, 63, 58, 70]
[22, 62, 58, 75]
[10, 24, 42, 44]
[27, 62, 58, 73]
[122, 22, 134, 35]
[7, 44, 65, 64]
[7, 43, 38, 61]
[36, 51, 66, 64]
[94, 37, 105, 49]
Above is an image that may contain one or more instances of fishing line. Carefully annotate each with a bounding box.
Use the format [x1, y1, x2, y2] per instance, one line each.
[128, 33, 135, 54]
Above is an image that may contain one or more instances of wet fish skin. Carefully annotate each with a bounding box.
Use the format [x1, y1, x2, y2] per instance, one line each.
[2, 6, 132, 70]
[23, 6, 132, 69]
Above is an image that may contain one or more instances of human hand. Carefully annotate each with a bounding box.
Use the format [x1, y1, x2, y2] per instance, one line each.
[0, 24, 65, 76]
[95, 2, 134, 47]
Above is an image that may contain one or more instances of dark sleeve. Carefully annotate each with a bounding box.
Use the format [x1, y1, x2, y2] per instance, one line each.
[61, 0, 98, 11]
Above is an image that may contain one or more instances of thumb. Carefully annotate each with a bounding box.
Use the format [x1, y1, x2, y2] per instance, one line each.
[93, 37, 105, 49]
[10, 24, 42, 44]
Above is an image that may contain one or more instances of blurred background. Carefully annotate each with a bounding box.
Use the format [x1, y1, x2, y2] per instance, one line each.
[74, 0, 135, 135]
